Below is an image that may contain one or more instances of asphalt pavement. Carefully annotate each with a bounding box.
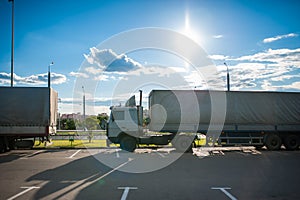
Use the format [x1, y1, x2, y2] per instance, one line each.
[0, 147, 300, 200]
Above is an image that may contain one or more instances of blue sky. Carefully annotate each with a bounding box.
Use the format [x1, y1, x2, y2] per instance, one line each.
[0, 0, 299, 114]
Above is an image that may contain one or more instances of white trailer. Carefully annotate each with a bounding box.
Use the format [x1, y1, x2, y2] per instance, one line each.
[105, 90, 300, 152]
[0, 87, 58, 152]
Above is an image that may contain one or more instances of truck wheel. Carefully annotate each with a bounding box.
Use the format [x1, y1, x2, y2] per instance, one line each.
[265, 134, 282, 150]
[15, 140, 34, 149]
[172, 135, 194, 153]
[8, 139, 16, 150]
[0, 137, 9, 153]
[284, 135, 299, 150]
[120, 136, 137, 152]
[0, 137, 5, 153]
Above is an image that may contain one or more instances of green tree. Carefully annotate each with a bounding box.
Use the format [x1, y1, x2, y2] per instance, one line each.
[61, 118, 76, 130]
[97, 113, 108, 130]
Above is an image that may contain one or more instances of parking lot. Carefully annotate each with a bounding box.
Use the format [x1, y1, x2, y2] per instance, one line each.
[0, 147, 300, 200]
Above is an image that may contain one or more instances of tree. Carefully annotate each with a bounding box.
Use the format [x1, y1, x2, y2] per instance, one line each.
[60, 118, 76, 130]
[84, 116, 101, 143]
[97, 113, 108, 129]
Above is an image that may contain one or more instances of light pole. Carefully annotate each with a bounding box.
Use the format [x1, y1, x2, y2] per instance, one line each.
[9, 0, 14, 87]
[82, 86, 86, 127]
[58, 98, 61, 130]
[48, 62, 54, 88]
[224, 62, 230, 91]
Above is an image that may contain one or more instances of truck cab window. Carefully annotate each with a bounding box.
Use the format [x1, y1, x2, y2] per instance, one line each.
[113, 111, 125, 120]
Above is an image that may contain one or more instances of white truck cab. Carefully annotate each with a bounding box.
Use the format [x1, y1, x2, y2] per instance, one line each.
[106, 94, 144, 152]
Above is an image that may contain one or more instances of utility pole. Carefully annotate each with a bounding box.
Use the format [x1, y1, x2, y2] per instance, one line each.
[224, 62, 230, 91]
[9, 0, 14, 87]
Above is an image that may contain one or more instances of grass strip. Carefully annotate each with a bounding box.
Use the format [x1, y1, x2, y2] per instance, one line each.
[34, 139, 206, 149]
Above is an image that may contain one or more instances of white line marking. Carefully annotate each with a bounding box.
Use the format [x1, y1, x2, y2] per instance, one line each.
[211, 187, 238, 200]
[7, 186, 40, 200]
[20, 150, 45, 159]
[155, 151, 165, 158]
[97, 158, 134, 180]
[118, 187, 138, 200]
[116, 149, 120, 158]
[67, 149, 81, 158]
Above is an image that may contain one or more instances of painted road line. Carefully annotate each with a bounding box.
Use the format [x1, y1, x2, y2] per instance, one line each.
[67, 149, 81, 158]
[7, 186, 40, 200]
[155, 151, 165, 158]
[116, 149, 120, 158]
[20, 150, 45, 159]
[118, 187, 138, 200]
[211, 187, 238, 200]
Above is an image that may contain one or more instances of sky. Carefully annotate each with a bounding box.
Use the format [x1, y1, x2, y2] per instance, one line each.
[0, 0, 299, 115]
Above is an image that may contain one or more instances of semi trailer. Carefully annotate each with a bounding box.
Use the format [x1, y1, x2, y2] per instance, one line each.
[0, 87, 58, 152]
[104, 90, 300, 152]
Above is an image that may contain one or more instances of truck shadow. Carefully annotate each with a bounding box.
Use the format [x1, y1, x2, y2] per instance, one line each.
[0, 153, 22, 163]
[25, 149, 300, 200]
[25, 151, 200, 199]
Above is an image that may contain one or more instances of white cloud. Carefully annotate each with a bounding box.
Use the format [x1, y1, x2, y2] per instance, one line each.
[84, 48, 142, 72]
[127, 65, 182, 77]
[213, 35, 223, 39]
[232, 48, 300, 66]
[69, 71, 89, 78]
[85, 66, 102, 75]
[278, 82, 300, 90]
[263, 33, 298, 43]
[209, 54, 229, 60]
[79, 47, 300, 93]
[94, 74, 110, 81]
[0, 72, 67, 85]
[214, 59, 299, 91]
[261, 81, 300, 91]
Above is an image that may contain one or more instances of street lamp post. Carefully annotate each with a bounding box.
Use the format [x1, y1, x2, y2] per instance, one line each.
[82, 86, 86, 120]
[9, 0, 14, 87]
[48, 62, 54, 88]
[58, 98, 61, 130]
[82, 86, 86, 131]
[224, 62, 230, 91]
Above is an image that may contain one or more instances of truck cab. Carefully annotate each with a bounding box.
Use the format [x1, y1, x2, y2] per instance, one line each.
[106, 95, 144, 152]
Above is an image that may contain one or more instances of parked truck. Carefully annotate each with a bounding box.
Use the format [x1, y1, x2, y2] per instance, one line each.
[0, 87, 58, 152]
[104, 90, 300, 152]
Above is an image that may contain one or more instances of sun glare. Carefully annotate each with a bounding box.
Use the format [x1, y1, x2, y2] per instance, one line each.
[181, 12, 200, 44]
[179, 11, 201, 68]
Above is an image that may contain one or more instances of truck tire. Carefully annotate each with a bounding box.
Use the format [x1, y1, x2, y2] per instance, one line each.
[0, 137, 9, 153]
[265, 134, 282, 150]
[15, 140, 34, 149]
[172, 135, 194, 153]
[120, 136, 137, 152]
[8, 138, 16, 150]
[0, 137, 5, 153]
[284, 135, 299, 151]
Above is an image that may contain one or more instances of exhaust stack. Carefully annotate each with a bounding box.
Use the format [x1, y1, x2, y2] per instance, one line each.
[139, 90, 142, 106]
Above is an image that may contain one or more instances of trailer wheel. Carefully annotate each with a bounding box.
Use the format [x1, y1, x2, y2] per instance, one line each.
[284, 135, 299, 151]
[172, 135, 194, 153]
[265, 134, 282, 150]
[120, 135, 137, 152]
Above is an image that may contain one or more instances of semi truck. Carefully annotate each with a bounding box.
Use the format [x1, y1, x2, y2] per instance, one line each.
[0, 87, 58, 152]
[104, 90, 300, 152]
